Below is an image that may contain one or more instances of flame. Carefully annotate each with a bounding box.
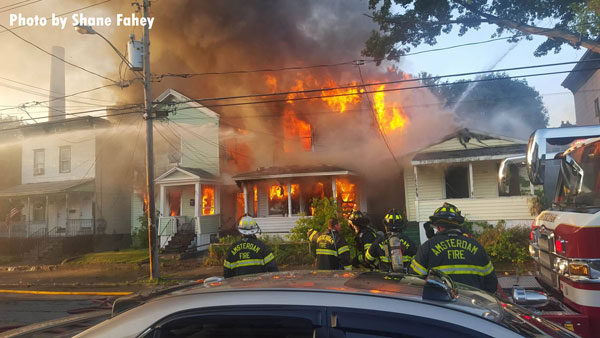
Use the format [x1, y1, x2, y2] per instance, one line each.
[202, 186, 215, 215]
[373, 85, 409, 134]
[142, 194, 148, 213]
[321, 80, 362, 113]
[336, 178, 357, 216]
[236, 192, 245, 221]
[265, 74, 278, 92]
[269, 184, 299, 201]
[253, 186, 258, 216]
[282, 107, 312, 152]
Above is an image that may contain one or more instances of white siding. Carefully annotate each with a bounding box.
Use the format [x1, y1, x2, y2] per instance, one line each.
[472, 161, 499, 198]
[418, 166, 444, 199]
[404, 169, 417, 221]
[255, 216, 302, 235]
[197, 214, 219, 233]
[22, 132, 95, 184]
[416, 196, 533, 222]
[422, 138, 520, 153]
[181, 185, 195, 217]
[131, 193, 144, 233]
[573, 70, 600, 125]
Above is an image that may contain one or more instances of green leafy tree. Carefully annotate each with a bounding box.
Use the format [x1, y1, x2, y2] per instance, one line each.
[364, 0, 600, 63]
[420, 72, 548, 136]
[290, 197, 355, 250]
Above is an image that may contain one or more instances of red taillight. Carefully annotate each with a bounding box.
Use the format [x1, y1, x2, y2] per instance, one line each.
[530, 231, 534, 241]
[555, 239, 563, 253]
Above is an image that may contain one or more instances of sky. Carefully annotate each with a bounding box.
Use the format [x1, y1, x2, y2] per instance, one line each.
[0, 0, 588, 130]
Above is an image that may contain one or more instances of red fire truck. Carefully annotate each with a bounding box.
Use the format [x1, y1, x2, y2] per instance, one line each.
[500, 125, 600, 337]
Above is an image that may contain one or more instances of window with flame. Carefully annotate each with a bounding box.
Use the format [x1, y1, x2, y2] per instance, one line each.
[236, 192, 245, 221]
[336, 177, 359, 217]
[202, 185, 215, 215]
[268, 183, 299, 216]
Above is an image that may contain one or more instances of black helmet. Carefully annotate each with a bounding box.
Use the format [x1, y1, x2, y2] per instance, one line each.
[383, 208, 406, 233]
[348, 210, 368, 227]
[429, 203, 464, 227]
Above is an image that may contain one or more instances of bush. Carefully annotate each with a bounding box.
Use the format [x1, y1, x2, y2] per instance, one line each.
[476, 221, 532, 266]
[131, 213, 149, 249]
[289, 197, 355, 250]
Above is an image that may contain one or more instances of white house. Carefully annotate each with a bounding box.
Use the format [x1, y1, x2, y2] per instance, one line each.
[561, 50, 600, 126]
[404, 128, 535, 242]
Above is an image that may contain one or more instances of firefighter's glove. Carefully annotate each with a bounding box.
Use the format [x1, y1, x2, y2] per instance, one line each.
[424, 222, 435, 239]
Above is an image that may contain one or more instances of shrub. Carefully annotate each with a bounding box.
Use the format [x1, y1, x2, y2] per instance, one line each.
[476, 221, 532, 266]
[289, 197, 355, 250]
[131, 213, 149, 249]
[529, 189, 548, 216]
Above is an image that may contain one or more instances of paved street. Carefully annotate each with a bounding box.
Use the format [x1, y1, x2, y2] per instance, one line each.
[0, 293, 114, 332]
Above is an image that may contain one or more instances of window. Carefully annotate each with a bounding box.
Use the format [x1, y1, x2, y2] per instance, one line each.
[32, 201, 45, 222]
[33, 149, 45, 175]
[146, 306, 321, 338]
[201, 185, 215, 215]
[595, 97, 600, 117]
[59, 146, 71, 173]
[268, 183, 299, 216]
[444, 166, 469, 198]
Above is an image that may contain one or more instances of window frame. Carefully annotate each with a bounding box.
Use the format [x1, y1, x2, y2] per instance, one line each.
[33, 149, 45, 176]
[444, 165, 470, 199]
[59, 146, 71, 173]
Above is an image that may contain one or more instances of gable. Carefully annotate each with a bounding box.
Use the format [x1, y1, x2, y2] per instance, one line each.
[420, 136, 524, 153]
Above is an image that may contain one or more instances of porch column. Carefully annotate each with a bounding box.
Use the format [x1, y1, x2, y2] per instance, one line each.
[45, 195, 49, 231]
[414, 166, 420, 222]
[160, 185, 166, 217]
[194, 182, 201, 217]
[468, 162, 474, 198]
[243, 183, 248, 214]
[331, 177, 337, 204]
[287, 181, 292, 217]
[65, 193, 68, 229]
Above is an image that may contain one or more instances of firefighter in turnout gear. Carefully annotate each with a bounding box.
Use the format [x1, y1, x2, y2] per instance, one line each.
[307, 218, 352, 270]
[348, 210, 377, 269]
[223, 215, 278, 278]
[408, 203, 498, 293]
[365, 209, 417, 272]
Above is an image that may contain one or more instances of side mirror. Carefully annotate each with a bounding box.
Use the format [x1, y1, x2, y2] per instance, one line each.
[498, 155, 526, 194]
[527, 132, 544, 185]
[513, 288, 548, 307]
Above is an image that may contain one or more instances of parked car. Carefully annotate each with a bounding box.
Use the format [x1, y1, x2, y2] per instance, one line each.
[4, 270, 579, 338]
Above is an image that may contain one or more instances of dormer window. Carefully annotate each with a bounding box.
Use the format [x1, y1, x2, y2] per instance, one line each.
[33, 149, 45, 175]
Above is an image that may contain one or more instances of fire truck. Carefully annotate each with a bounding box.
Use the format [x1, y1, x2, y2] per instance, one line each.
[499, 125, 600, 337]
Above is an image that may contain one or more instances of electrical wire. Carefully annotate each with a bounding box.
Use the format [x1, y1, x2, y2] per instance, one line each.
[0, 0, 41, 13]
[0, 23, 119, 84]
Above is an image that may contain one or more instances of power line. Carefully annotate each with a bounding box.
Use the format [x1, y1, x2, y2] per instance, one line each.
[0, 0, 112, 34]
[0, 23, 119, 84]
[357, 64, 402, 172]
[0, 0, 41, 13]
[155, 58, 598, 106]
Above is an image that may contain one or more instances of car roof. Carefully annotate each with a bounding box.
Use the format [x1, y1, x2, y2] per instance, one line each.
[156, 270, 502, 322]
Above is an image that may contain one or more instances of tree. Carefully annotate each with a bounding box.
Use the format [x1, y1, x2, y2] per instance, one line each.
[421, 72, 549, 137]
[364, 0, 600, 63]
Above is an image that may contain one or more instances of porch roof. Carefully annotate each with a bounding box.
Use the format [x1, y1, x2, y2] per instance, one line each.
[411, 144, 526, 165]
[233, 165, 359, 182]
[0, 179, 94, 197]
[155, 166, 217, 184]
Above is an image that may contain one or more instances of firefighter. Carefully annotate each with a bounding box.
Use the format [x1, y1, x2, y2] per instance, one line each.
[348, 210, 378, 269]
[223, 215, 278, 278]
[365, 209, 417, 272]
[408, 203, 498, 294]
[307, 217, 352, 270]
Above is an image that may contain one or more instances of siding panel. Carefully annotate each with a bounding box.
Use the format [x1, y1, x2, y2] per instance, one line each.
[472, 161, 499, 198]
[416, 196, 533, 222]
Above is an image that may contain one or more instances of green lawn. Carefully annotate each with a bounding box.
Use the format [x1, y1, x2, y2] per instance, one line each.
[68, 249, 149, 264]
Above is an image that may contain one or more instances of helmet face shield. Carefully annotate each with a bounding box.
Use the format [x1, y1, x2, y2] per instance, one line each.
[238, 215, 260, 235]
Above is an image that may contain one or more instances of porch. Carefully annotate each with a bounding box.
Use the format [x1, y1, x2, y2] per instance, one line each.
[154, 166, 221, 251]
[0, 179, 98, 238]
[233, 166, 365, 236]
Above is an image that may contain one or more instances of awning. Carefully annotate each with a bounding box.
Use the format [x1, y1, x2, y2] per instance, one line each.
[411, 145, 527, 165]
[0, 179, 94, 197]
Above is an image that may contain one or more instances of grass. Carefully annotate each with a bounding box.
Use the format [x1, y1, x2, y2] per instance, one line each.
[68, 249, 149, 264]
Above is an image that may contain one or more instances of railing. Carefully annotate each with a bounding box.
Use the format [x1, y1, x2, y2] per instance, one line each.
[0, 219, 95, 238]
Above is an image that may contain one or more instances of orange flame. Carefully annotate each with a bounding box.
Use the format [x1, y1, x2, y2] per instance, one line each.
[253, 186, 258, 216]
[373, 85, 409, 134]
[236, 192, 245, 221]
[269, 184, 299, 201]
[282, 107, 312, 152]
[202, 186, 215, 215]
[321, 80, 362, 113]
[336, 178, 357, 216]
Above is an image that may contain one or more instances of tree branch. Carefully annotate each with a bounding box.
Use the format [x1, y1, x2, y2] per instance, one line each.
[454, 0, 600, 54]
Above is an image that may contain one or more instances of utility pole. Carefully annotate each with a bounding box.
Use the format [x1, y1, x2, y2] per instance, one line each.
[142, 0, 159, 280]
